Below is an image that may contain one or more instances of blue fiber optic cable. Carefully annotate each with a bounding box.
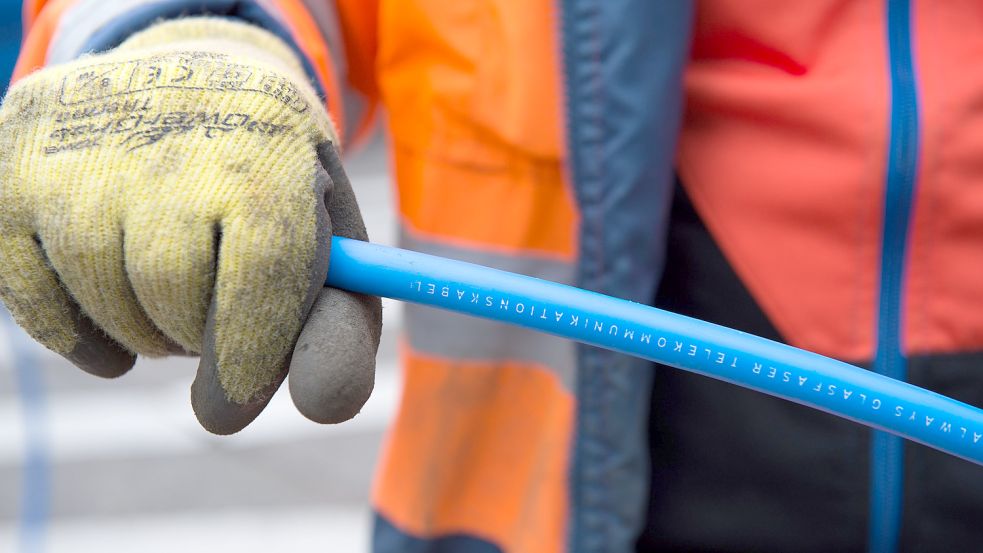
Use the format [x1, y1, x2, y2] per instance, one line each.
[326, 237, 983, 467]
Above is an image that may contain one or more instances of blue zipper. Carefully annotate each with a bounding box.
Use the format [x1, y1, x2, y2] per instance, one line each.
[869, 0, 920, 551]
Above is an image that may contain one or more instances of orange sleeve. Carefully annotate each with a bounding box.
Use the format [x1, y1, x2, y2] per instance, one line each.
[13, 0, 74, 82]
[335, 0, 379, 143]
[23, 0, 46, 30]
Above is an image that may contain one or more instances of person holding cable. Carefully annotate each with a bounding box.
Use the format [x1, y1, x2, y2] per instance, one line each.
[1, 1, 981, 552]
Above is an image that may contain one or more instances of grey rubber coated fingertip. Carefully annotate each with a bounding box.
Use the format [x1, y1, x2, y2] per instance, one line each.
[190, 299, 287, 435]
[67, 315, 137, 378]
[190, 359, 286, 435]
[289, 287, 382, 424]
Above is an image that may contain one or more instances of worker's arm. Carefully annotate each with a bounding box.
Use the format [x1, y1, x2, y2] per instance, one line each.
[0, 6, 382, 434]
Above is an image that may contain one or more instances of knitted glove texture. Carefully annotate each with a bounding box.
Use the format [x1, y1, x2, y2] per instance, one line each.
[0, 18, 381, 433]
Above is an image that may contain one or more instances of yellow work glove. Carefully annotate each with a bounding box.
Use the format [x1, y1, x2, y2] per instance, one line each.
[0, 18, 381, 434]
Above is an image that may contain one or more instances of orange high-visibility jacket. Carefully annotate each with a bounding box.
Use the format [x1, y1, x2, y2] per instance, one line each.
[16, 1, 983, 552]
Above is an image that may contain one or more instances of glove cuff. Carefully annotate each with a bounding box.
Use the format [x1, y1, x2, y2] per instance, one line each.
[115, 17, 338, 144]
[119, 17, 306, 79]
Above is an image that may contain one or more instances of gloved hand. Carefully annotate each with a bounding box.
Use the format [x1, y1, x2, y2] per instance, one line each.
[0, 18, 381, 434]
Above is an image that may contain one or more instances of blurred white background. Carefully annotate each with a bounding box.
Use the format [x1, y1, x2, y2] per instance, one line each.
[0, 140, 400, 553]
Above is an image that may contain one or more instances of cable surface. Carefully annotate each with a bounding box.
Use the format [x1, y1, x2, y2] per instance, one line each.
[325, 237, 983, 466]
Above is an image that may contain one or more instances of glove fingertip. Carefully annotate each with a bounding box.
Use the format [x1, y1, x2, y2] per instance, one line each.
[289, 287, 381, 424]
[289, 342, 375, 424]
[66, 341, 136, 379]
[191, 302, 287, 436]
[65, 309, 137, 379]
[191, 353, 285, 435]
